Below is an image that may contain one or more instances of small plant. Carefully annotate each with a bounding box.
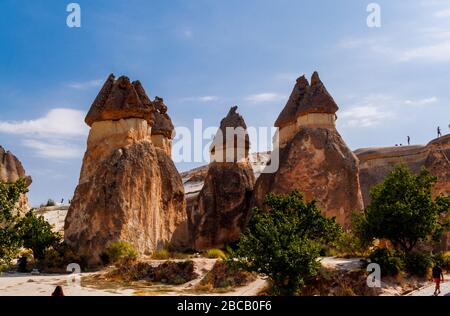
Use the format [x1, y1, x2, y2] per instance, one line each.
[104, 241, 138, 264]
[367, 248, 403, 277]
[151, 248, 170, 260]
[196, 261, 255, 292]
[403, 252, 432, 277]
[40, 243, 81, 273]
[205, 248, 226, 259]
[111, 260, 197, 284]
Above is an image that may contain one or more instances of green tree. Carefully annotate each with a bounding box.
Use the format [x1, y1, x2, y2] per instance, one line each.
[16, 211, 61, 260]
[0, 179, 28, 268]
[227, 190, 341, 295]
[356, 164, 450, 253]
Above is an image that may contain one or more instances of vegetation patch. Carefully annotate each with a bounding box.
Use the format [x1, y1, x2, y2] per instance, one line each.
[195, 260, 256, 293]
[109, 259, 198, 285]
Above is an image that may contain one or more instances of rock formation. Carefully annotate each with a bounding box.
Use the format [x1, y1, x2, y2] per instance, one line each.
[188, 106, 255, 250]
[253, 72, 364, 227]
[355, 134, 450, 206]
[0, 146, 32, 213]
[64, 74, 188, 265]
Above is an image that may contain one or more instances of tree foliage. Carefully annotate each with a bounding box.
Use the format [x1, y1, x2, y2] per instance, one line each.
[15, 211, 61, 260]
[356, 164, 450, 253]
[227, 190, 341, 295]
[0, 179, 28, 268]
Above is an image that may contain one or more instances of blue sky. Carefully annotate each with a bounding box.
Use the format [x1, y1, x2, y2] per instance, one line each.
[0, 0, 449, 206]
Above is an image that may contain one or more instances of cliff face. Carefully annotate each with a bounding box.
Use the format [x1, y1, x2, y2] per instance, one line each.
[64, 74, 188, 265]
[254, 72, 364, 227]
[0, 146, 32, 213]
[188, 107, 255, 250]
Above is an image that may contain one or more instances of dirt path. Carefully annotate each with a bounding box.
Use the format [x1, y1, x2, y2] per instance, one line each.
[406, 276, 450, 296]
[0, 272, 133, 296]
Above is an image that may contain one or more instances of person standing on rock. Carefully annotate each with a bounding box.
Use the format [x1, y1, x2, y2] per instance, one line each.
[432, 264, 444, 296]
[437, 126, 442, 138]
[407, 136, 410, 145]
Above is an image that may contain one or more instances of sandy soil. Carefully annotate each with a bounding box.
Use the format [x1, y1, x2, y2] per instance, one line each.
[0, 258, 267, 296]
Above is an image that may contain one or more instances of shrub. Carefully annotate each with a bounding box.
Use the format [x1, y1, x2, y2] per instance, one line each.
[367, 248, 403, 277]
[151, 249, 170, 260]
[40, 243, 82, 273]
[228, 190, 341, 295]
[112, 260, 197, 285]
[104, 241, 138, 264]
[355, 165, 450, 253]
[15, 211, 62, 260]
[197, 261, 255, 292]
[205, 249, 226, 259]
[333, 231, 370, 257]
[403, 252, 432, 277]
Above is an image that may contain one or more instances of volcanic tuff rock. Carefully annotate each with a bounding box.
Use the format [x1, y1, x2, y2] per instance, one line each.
[188, 106, 255, 250]
[355, 134, 450, 206]
[0, 146, 32, 213]
[64, 74, 188, 265]
[254, 72, 364, 227]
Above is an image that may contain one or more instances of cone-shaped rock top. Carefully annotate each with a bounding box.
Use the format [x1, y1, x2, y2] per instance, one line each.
[275, 72, 339, 127]
[85, 74, 155, 127]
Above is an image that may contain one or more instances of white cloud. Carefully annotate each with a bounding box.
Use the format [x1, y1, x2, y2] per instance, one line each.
[0, 108, 88, 138]
[404, 97, 438, 106]
[245, 93, 285, 103]
[66, 79, 103, 90]
[435, 9, 450, 18]
[398, 42, 450, 62]
[0, 108, 87, 160]
[181, 96, 219, 103]
[340, 104, 394, 128]
[22, 139, 84, 159]
[340, 94, 439, 128]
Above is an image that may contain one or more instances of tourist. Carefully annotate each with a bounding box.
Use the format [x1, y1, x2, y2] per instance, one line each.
[437, 126, 442, 138]
[432, 264, 444, 296]
[51, 286, 65, 296]
[407, 136, 410, 145]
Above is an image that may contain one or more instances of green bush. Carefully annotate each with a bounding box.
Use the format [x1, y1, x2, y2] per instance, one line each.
[403, 252, 432, 277]
[367, 248, 403, 277]
[104, 241, 138, 264]
[228, 190, 341, 296]
[40, 243, 82, 273]
[151, 249, 170, 260]
[15, 211, 62, 260]
[333, 231, 369, 257]
[205, 249, 226, 259]
[112, 260, 197, 285]
[197, 261, 255, 292]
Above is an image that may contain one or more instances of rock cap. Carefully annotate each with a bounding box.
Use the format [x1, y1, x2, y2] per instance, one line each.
[85, 74, 155, 127]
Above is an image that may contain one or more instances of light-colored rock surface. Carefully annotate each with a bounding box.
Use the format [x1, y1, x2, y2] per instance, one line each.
[254, 72, 364, 227]
[35, 205, 69, 234]
[64, 74, 188, 265]
[189, 107, 255, 250]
